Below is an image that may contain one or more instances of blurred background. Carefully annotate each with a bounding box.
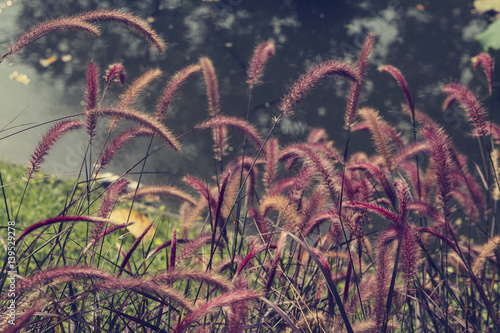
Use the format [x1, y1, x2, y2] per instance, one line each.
[0, 0, 497, 186]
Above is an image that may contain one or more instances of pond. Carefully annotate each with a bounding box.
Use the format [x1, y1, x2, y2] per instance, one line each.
[0, 0, 495, 187]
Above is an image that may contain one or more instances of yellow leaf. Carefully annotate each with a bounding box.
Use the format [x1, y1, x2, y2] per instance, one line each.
[474, 0, 500, 13]
[109, 208, 156, 239]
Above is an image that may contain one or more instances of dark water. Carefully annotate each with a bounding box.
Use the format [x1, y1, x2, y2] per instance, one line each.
[0, 0, 496, 186]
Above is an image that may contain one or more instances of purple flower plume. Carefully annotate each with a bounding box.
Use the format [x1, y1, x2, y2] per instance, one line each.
[279, 60, 359, 116]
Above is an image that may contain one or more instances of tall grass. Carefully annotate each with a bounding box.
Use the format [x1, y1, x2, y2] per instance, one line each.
[1, 9, 499, 333]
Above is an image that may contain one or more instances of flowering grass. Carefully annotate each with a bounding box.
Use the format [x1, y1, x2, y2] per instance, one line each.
[1, 9, 500, 333]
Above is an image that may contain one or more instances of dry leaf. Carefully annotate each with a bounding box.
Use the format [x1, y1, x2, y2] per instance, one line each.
[110, 208, 156, 239]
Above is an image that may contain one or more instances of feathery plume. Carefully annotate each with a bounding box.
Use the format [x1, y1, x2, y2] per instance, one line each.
[177, 233, 219, 263]
[156, 64, 201, 120]
[472, 52, 494, 94]
[117, 68, 162, 109]
[263, 138, 279, 189]
[472, 236, 500, 279]
[279, 59, 359, 115]
[86, 61, 100, 111]
[260, 195, 301, 231]
[247, 41, 276, 87]
[420, 122, 455, 220]
[97, 126, 155, 170]
[94, 278, 195, 312]
[348, 162, 396, 207]
[16, 266, 113, 296]
[170, 227, 177, 271]
[78, 9, 165, 53]
[89, 106, 181, 151]
[99, 181, 130, 217]
[196, 116, 265, 154]
[200, 57, 220, 116]
[345, 32, 375, 129]
[121, 185, 196, 206]
[442, 83, 490, 136]
[378, 65, 414, 114]
[358, 107, 395, 171]
[1, 18, 100, 63]
[105, 63, 126, 84]
[173, 290, 262, 333]
[28, 119, 83, 176]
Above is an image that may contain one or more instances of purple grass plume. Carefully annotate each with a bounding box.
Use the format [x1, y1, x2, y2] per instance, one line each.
[279, 60, 359, 116]
[117, 68, 162, 109]
[89, 106, 181, 151]
[77, 9, 165, 53]
[156, 64, 201, 120]
[442, 83, 490, 136]
[345, 32, 375, 129]
[378, 65, 414, 115]
[105, 63, 126, 84]
[97, 126, 155, 171]
[472, 52, 494, 94]
[1, 18, 100, 63]
[247, 41, 276, 87]
[196, 116, 265, 155]
[86, 61, 100, 111]
[27, 119, 83, 177]
[200, 57, 220, 117]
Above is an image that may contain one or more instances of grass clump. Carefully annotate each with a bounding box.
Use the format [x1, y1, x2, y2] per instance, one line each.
[1, 9, 500, 333]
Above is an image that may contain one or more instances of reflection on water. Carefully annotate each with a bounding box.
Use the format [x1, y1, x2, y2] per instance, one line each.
[0, 0, 494, 186]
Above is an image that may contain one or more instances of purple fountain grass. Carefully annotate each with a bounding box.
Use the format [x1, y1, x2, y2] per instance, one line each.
[15, 266, 114, 297]
[27, 119, 83, 176]
[348, 162, 397, 207]
[196, 115, 265, 155]
[420, 122, 455, 221]
[0, 18, 100, 63]
[88, 106, 181, 151]
[279, 59, 359, 116]
[155, 64, 201, 120]
[98, 178, 130, 218]
[260, 195, 301, 232]
[300, 189, 328, 229]
[17, 216, 116, 243]
[184, 175, 224, 228]
[86, 61, 100, 111]
[277, 143, 341, 203]
[344, 32, 375, 129]
[116, 68, 162, 109]
[358, 107, 396, 171]
[307, 128, 329, 144]
[105, 62, 126, 84]
[77, 9, 165, 53]
[97, 126, 155, 170]
[442, 83, 490, 136]
[200, 57, 220, 116]
[303, 210, 343, 240]
[177, 233, 223, 263]
[263, 138, 279, 189]
[93, 178, 130, 241]
[392, 141, 431, 169]
[472, 52, 494, 94]
[472, 236, 500, 279]
[83, 222, 133, 254]
[173, 290, 263, 333]
[120, 184, 196, 207]
[216, 255, 243, 273]
[378, 65, 414, 115]
[94, 278, 196, 312]
[170, 227, 177, 271]
[247, 41, 276, 87]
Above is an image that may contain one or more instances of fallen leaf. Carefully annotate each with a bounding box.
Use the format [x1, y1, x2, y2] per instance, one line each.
[474, 0, 500, 13]
[110, 208, 156, 239]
